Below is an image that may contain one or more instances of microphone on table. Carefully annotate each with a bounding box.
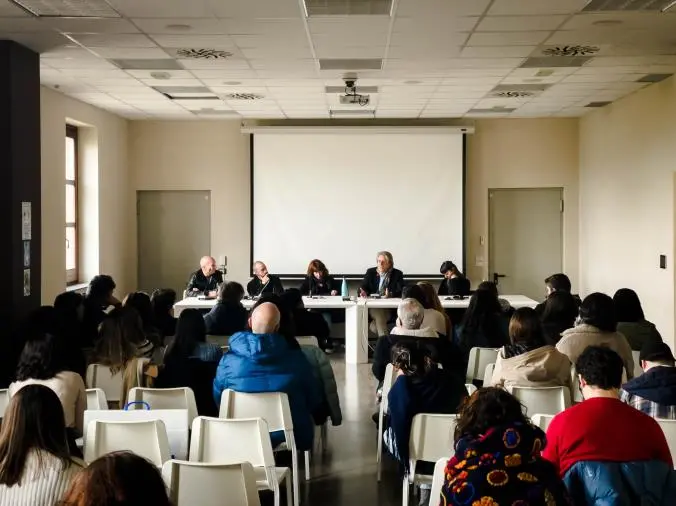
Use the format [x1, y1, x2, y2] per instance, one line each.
[308, 277, 314, 299]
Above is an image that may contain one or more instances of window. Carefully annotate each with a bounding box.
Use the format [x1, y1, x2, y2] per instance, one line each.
[66, 125, 78, 285]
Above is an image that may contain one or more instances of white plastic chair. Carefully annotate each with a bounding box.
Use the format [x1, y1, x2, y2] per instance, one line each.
[0, 389, 10, 418]
[162, 460, 261, 506]
[219, 390, 301, 506]
[404, 414, 457, 506]
[656, 419, 676, 468]
[465, 384, 477, 396]
[632, 350, 642, 379]
[189, 416, 292, 506]
[86, 388, 108, 410]
[466, 347, 499, 384]
[296, 336, 319, 348]
[128, 387, 199, 426]
[428, 458, 447, 506]
[86, 364, 123, 403]
[508, 386, 571, 416]
[84, 419, 171, 466]
[377, 363, 398, 482]
[483, 363, 495, 386]
[531, 413, 556, 431]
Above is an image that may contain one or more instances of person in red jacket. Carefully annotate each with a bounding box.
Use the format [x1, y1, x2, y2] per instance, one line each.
[542, 345, 672, 478]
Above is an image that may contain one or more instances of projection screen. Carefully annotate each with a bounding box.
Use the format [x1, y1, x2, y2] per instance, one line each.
[251, 128, 465, 276]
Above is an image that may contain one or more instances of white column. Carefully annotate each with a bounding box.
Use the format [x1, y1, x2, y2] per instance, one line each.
[345, 300, 368, 364]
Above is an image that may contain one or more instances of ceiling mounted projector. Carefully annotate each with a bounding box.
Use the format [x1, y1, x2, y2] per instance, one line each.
[341, 77, 370, 106]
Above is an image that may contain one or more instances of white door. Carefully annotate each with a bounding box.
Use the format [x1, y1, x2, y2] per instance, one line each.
[489, 188, 563, 300]
[137, 190, 211, 296]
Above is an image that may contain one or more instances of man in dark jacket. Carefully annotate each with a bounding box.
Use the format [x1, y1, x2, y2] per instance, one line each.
[204, 282, 248, 336]
[359, 251, 404, 336]
[279, 289, 330, 351]
[534, 273, 581, 316]
[212, 302, 321, 451]
[186, 256, 223, 297]
[621, 341, 676, 419]
[247, 261, 284, 297]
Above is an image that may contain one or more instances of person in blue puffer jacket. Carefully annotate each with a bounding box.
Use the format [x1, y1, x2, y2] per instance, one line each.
[212, 302, 321, 452]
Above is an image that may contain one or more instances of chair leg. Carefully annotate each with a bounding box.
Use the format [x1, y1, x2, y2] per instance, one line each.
[291, 448, 300, 506]
[304, 450, 311, 480]
[376, 411, 384, 482]
[402, 476, 410, 506]
[320, 423, 328, 453]
[285, 475, 293, 506]
[273, 482, 280, 506]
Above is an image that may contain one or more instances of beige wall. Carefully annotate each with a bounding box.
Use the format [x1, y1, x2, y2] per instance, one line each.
[128, 121, 251, 287]
[41, 87, 131, 303]
[466, 119, 580, 289]
[580, 76, 676, 346]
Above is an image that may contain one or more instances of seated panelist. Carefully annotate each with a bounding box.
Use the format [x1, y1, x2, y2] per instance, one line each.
[247, 261, 284, 297]
[359, 251, 404, 337]
[186, 256, 223, 298]
[438, 260, 470, 296]
[300, 259, 338, 296]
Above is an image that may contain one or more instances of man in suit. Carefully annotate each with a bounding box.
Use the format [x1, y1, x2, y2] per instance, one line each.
[247, 261, 284, 297]
[186, 256, 223, 297]
[359, 251, 404, 336]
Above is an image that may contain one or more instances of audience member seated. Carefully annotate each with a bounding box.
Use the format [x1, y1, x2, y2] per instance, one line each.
[212, 303, 321, 452]
[440, 388, 570, 506]
[81, 274, 119, 347]
[280, 289, 330, 351]
[169, 308, 222, 363]
[299, 258, 339, 296]
[556, 292, 635, 378]
[613, 288, 663, 351]
[490, 307, 572, 390]
[456, 284, 509, 352]
[540, 291, 579, 345]
[359, 251, 404, 336]
[203, 281, 248, 337]
[150, 288, 177, 340]
[534, 273, 580, 316]
[123, 291, 161, 346]
[185, 255, 223, 298]
[53, 291, 87, 352]
[247, 260, 284, 297]
[60, 452, 171, 506]
[0, 385, 83, 505]
[402, 284, 446, 337]
[9, 333, 85, 455]
[621, 341, 676, 419]
[543, 346, 672, 496]
[417, 281, 452, 338]
[437, 260, 470, 296]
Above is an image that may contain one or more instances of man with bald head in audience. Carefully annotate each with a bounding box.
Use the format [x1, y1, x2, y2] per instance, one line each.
[212, 302, 321, 451]
[186, 256, 223, 297]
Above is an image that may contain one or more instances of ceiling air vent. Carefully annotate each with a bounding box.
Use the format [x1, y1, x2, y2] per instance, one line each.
[319, 59, 383, 71]
[9, 0, 120, 17]
[637, 73, 673, 83]
[583, 0, 676, 12]
[586, 101, 613, 108]
[176, 49, 233, 60]
[224, 93, 265, 100]
[303, 0, 393, 16]
[543, 45, 600, 57]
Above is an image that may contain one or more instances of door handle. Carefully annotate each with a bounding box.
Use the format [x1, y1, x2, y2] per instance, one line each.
[493, 273, 507, 285]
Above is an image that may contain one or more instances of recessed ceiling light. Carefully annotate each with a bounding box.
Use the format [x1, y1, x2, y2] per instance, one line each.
[165, 23, 192, 31]
[223, 81, 242, 86]
[592, 19, 623, 26]
[150, 72, 171, 80]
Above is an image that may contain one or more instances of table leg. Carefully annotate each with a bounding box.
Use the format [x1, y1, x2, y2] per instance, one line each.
[345, 301, 367, 364]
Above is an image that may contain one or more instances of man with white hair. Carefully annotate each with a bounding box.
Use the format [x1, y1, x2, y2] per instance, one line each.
[212, 302, 321, 452]
[186, 255, 223, 297]
[247, 261, 284, 297]
[360, 251, 405, 336]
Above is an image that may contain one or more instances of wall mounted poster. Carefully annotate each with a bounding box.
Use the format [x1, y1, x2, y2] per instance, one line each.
[23, 241, 30, 267]
[21, 202, 31, 240]
[23, 269, 30, 297]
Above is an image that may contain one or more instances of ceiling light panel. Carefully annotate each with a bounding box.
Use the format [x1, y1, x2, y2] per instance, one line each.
[110, 59, 184, 70]
[10, 0, 120, 17]
[304, 0, 393, 16]
[488, 0, 589, 15]
[106, 0, 214, 18]
[70, 34, 158, 48]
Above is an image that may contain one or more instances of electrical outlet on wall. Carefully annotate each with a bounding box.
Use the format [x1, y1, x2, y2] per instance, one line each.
[660, 255, 667, 269]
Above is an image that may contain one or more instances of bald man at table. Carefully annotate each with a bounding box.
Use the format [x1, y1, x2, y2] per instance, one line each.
[186, 256, 223, 298]
[247, 261, 284, 297]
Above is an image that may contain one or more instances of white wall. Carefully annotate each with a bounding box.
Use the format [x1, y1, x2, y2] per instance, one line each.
[580, 76, 676, 346]
[41, 86, 130, 303]
[128, 121, 251, 286]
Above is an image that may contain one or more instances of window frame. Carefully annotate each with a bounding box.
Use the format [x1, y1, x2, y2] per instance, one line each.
[66, 124, 79, 285]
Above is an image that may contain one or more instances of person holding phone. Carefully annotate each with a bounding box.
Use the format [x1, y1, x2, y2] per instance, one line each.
[247, 261, 284, 297]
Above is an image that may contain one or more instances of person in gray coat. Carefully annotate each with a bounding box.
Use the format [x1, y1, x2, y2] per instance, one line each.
[300, 345, 342, 427]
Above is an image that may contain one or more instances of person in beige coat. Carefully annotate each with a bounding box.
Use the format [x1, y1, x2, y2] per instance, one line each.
[491, 307, 572, 390]
[556, 292, 635, 379]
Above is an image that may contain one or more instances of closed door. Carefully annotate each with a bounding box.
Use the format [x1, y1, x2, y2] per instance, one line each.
[137, 190, 210, 296]
[489, 188, 563, 300]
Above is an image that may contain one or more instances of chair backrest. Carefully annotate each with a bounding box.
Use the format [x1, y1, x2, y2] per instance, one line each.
[483, 363, 495, 386]
[509, 386, 570, 416]
[656, 419, 676, 466]
[206, 335, 229, 348]
[86, 364, 124, 402]
[128, 387, 198, 425]
[531, 413, 556, 431]
[86, 388, 108, 410]
[84, 419, 171, 466]
[465, 384, 477, 396]
[466, 347, 499, 383]
[162, 460, 261, 506]
[408, 414, 457, 474]
[219, 390, 293, 433]
[0, 389, 10, 418]
[632, 350, 642, 379]
[429, 458, 448, 506]
[189, 416, 275, 470]
[296, 336, 319, 348]
[382, 363, 397, 412]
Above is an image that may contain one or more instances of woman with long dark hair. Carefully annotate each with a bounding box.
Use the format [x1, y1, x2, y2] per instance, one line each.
[613, 288, 663, 351]
[150, 288, 177, 341]
[0, 385, 82, 504]
[457, 283, 509, 352]
[164, 308, 222, 364]
[541, 290, 579, 345]
[122, 292, 161, 347]
[440, 388, 570, 505]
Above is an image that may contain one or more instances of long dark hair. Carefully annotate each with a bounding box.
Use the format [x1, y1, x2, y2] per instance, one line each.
[150, 289, 176, 320]
[541, 291, 578, 344]
[123, 292, 155, 331]
[93, 308, 144, 374]
[579, 292, 617, 332]
[0, 385, 72, 486]
[454, 387, 529, 443]
[164, 309, 206, 364]
[60, 452, 171, 506]
[613, 288, 645, 323]
[391, 341, 433, 377]
[16, 332, 67, 381]
[459, 286, 505, 349]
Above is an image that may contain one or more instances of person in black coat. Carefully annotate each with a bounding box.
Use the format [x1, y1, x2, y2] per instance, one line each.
[280, 289, 331, 351]
[186, 256, 223, 298]
[204, 282, 248, 336]
[82, 274, 120, 347]
[359, 251, 404, 336]
[438, 260, 470, 296]
[150, 289, 177, 341]
[247, 261, 284, 297]
[299, 259, 338, 296]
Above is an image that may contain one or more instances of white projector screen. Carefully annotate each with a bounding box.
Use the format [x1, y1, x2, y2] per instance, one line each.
[252, 128, 465, 276]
